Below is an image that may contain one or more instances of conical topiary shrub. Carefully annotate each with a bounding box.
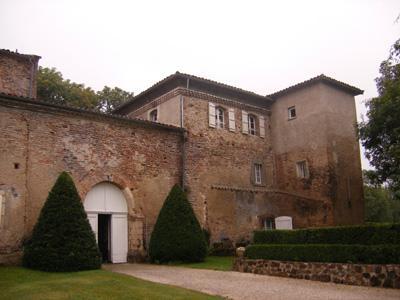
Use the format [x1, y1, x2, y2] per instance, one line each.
[149, 184, 207, 263]
[23, 172, 101, 272]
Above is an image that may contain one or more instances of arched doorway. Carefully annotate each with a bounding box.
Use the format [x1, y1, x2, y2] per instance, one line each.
[84, 182, 128, 263]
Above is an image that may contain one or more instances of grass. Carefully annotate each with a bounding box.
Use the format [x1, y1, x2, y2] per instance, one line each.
[170, 256, 234, 271]
[0, 267, 221, 300]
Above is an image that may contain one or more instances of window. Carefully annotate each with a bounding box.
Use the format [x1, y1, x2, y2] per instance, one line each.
[296, 161, 309, 178]
[149, 109, 158, 122]
[254, 163, 262, 184]
[263, 218, 275, 230]
[248, 114, 256, 135]
[215, 107, 224, 129]
[288, 106, 296, 120]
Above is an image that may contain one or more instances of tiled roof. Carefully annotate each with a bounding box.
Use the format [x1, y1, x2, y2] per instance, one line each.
[177, 71, 270, 99]
[0, 49, 41, 60]
[113, 71, 272, 114]
[0, 92, 184, 132]
[268, 74, 363, 99]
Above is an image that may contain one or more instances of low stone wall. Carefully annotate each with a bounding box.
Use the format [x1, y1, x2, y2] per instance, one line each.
[234, 257, 400, 289]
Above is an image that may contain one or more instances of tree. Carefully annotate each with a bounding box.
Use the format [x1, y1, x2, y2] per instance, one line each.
[96, 86, 134, 113]
[358, 39, 400, 196]
[363, 169, 400, 223]
[37, 67, 132, 112]
[23, 172, 101, 272]
[149, 184, 207, 263]
[37, 67, 98, 110]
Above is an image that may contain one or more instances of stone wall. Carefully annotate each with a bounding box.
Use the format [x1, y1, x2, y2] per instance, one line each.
[270, 82, 364, 225]
[128, 88, 337, 243]
[0, 95, 183, 265]
[0, 50, 40, 99]
[234, 257, 400, 289]
[181, 92, 333, 243]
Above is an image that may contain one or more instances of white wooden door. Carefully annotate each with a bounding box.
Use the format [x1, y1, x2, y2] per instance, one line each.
[111, 214, 128, 263]
[87, 213, 98, 242]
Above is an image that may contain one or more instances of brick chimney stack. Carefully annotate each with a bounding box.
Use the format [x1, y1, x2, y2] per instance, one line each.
[0, 49, 41, 99]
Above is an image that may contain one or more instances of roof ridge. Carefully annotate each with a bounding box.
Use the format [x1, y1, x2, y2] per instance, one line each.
[177, 71, 269, 99]
[268, 74, 363, 98]
[114, 71, 272, 113]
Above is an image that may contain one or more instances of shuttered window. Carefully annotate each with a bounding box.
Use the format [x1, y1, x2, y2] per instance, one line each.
[215, 107, 225, 128]
[242, 110, 249, 134]
[209, 102, 216, 128]
[149, 109, 158, 122]
[296, 161, 309, 178]
[248, 114, 256, 135]
[254, 163, 262, 184]
[228, 108, 235, 132]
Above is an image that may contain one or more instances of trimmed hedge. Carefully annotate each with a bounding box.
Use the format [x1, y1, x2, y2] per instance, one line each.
[253, 223, 400, 245]
[149, 184, 207, 263]
[23, 172, 101, 272]
[245, 244, 400, 264]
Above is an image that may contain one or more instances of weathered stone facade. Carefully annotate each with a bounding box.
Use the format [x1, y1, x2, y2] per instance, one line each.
[234, 257, 400, 289]
[0, 50, 365, 264]
[0, 95, 183, 264]
[0, 50, 40, 99]
[121, 73, 363, 243]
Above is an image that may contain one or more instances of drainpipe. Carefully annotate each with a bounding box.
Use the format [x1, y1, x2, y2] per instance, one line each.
[180, 95, 186, 189]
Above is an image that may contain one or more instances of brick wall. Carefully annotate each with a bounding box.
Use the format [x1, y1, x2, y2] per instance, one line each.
[0, 96, 183, 264]
[0, 50, 40, 98]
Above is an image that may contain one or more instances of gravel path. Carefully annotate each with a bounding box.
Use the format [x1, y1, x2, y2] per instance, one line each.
[104, 263, 400, 300]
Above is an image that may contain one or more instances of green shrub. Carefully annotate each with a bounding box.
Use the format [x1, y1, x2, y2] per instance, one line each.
[23, 172, 101, 272]
[245, 244, 400, 264]
[253, 223, 400, 245]
[210, 239, 235, 256]
[149, 184, 207, 263]
[203, 228, 211, 247]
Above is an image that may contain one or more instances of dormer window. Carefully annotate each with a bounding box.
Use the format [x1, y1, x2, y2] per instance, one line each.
[149, 109, 158, 122]
[215, 107, 225, 129]
[288, 106, 296, 120]
[248, 114, 256, 135]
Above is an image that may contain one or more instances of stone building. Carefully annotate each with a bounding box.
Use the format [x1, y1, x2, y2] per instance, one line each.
[0, 49, 364, 265]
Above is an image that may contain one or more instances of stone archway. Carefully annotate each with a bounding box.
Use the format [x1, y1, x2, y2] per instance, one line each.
[84, 182, 128, 263]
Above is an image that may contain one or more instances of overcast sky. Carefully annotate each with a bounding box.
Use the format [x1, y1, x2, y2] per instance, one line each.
[1, 0, 399, 169]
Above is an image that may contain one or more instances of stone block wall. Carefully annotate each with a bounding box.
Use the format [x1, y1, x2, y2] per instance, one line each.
[234, 257, 400, 289]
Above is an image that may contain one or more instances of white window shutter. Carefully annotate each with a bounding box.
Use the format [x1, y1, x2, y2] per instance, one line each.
[209, 102, 216, 128]
[228, 108, 235, 132]
[275, 216, 293, 230]
[242, 110, 248, 134]
[259, 115, 265, 138]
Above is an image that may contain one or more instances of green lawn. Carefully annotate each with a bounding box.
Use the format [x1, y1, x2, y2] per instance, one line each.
[0, 267, 221, 300]
[170, 256, 234, 271]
